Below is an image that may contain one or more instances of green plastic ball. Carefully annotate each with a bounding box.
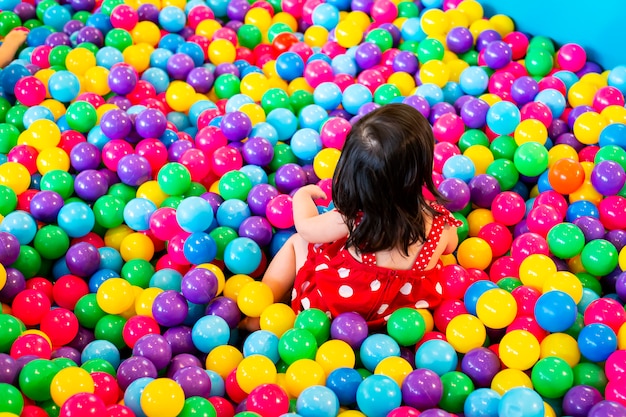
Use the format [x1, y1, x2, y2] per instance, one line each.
[386, 307, 426, 346]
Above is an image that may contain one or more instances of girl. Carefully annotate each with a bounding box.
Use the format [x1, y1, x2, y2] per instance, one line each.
[260, 103, 462, 329]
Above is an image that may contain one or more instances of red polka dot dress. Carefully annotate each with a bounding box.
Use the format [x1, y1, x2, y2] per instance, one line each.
[291, 204, 462, 329]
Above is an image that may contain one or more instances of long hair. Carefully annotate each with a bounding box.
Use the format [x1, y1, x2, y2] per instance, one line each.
[332, 103, 444, 256]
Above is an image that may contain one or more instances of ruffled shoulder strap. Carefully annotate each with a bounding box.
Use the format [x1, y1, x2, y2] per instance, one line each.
[430, 202, 463, 228]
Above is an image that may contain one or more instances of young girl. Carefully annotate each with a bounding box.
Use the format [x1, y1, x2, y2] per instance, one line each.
[260, 103, 462, 329]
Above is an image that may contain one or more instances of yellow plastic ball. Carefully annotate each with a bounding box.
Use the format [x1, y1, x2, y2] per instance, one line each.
[65, 48, 96, 76]
[50, 367, 94, 406]
[620, 246, 626, 271]
[123, 44, 154, 73]
[272, 12, 298, 31]
[445, 9, 469, 29]
[464, 145, 494, 175]
[445, 313, 487, 353]
[338, 411, 366, 417]
[40, 99, 66, 120]
[206, 344, 244, 379]
[334, 20, 363, 48]
[374, 356, 413, 387]
[131, 21, 161, 46]
[260, 303, 297, 338]
[499, 330, 541, 371]
[120, 286, 143, 319]
[465, 208, 494, 237]
[489, 14, 514, 36]
[104, 225, 133, 251]
[316, 340, 356, 375]
[223, 274, 254, 300]
[0, 162, 31, 195]
[36, 147, 70, 175]
[165, 81, 197, 113]
[420, 8, 449, 36]
[568, 82, 598, 108]
[618, 322, 626, 350]
[519, 254, 557, 292]
[547, 144, 579, 168]
[456, 237, 492, 270]
[457, 0, 484, 24]
[245, 7, 272, 33]
[208, 38, 237, 66]
[540, 333, 580, 367]
[239, 102, 266, 125]
[28, 119, 61, 150]
[197, 263, 226, 295]
[601, 105, 626, 124]
[83, 66, 111, 96]
[140, 378, 185, 417]
[34, 68, 54, 96]
[237, 281, 275, 318]
[0, 264, 6, 291]
[580, 73, 607, 89]
[195, 19, 222, 39]
[135, 287, 163, 318]
[288, 77, 314, 95]
[345, 11, 371, 31]
[491, 368, 533, 395]
[96, 277, 135, 315]
[479, 93, 502, 106]
[120, 232, 155, 262]
[514, 118, 548, 146]
[568, 181, 603, 206]
[573, 111, 607, 145]
[387, 72, 416, 97]
[419, 59, 450, 88]
[284, 359, 326, 397]
[304, 25, 329, 48]
[476, 288, 517, 329]
[542, 271, 583, 303]
[447, 59, 470, 83]
[137, 180, 169, 208]
[314, 148, 341, 180]
[236, 354, 278, 393]
[240, 72, 271, 102]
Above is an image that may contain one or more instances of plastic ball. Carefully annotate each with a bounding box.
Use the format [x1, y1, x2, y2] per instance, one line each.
[498, 330, 540, 371]
[356, 375, 401, 417]
[498, 387, 545, 417]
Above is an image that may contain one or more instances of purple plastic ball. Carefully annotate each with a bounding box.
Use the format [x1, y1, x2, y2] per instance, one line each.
[108, 65, 138, 96]
[181, 268, 218, 305]
[220, 111, 252, 142]
[138, 3, 160, 22]
[403, 95, 430, 118]
[74, 169, 108, 201]
[238, 216, 274, 247]
[401, 368, 444, 411]
[166, 53, 195, 80]
[330, 312, 369, 349]
[163, 326, 195, 356]
[135, 108, 167, 139]
[168, 140, 194, 162]
[13, 3, 36, 21]
[483, 40, 512, 69]
[606, 230, 626, 252]
[0, 268, 26, 304]
[469, 174, 501, 208]
[68, 326, 95, 353]
[186, 67, 215, 93]
[438, 178, 470, 212]
[588, 400, 626, 417]
[242, 137, 274, 166]
[70, 142, 101, 172]
[116, 356, 158, 390]
[117, 154, 152, 187]
[591, 160, 626, 195]
[173, 366, 212, 398]
[247, 184, 279, 216]
[226, 0, 250, 22]
[429, 102, 456, 124]
[562, 385, 604, 417]
[355, 42, 382, 69]
[446, 27, 473, 54]
[475, 29, 502, 52]
[29, 190, 64, 223]
[0, 353, 18, 385]
[460, 98, 489, 129]
[51, 346, 81, 364]
[548, 118, 569, 139]
[76, 26, 103, 47]
[65, 242, 101, 277]
[572, 216, 606, 241]
[460, 347, 501, 388]
[0, 232, 20, 265]
[46, 32, 71, 47]
[555, 132, 585, 151]
[511, 76, 539, 105]
[214, 63, 239, 77]
[205, 296, 241, 329]
[152, 290, 189, 328]
[166, 353, 202, 378]
[132, 333, 173, 371]
[393, 51, 419, 74]
[275, 163, 307, 194]
[100, 108, 133, 140]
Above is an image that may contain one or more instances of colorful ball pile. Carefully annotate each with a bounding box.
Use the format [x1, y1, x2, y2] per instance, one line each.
[1, 0, 626, 416]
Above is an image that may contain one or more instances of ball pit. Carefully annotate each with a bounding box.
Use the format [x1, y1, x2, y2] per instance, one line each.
[1, 0, 626, 416]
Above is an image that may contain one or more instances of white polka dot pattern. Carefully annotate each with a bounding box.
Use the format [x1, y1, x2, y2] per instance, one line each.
[338, 285, 354, 298]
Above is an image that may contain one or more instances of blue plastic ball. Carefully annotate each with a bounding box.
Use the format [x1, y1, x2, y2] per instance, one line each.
[243, 330, 280, 363]
[216, 199, 250, 230]
[191, 315, 231, 353]
[48, 70, 81, 102]
[356, 375, 402, 417]
[326, 367, 363, 405]
[123, 198, 157, 231]
[81, 339, 121, 369]
[498, 387, 544, 417]
[359, 334, 401, 372]
[486, 101, 521, 136]
[266, 108, 298, 141]
[176, 196, 215, 233]
[124, 377, 153, 417]
[459, 66, 490, 96]
[534, 290, 577, 333]
[57, 201, 95, 238]
[275, 52, 305, 82]
[464, 388, 501, 417]
[183, 232, 217, 264]
[0, 210, 37, 245]
[442, 154, 476, 182]
[464, 280, 498, 316]
[223, 237, 262, 275]
[297, 385, 340, 417]
[415, 340, 458, 376]
[291, 128, 323, 161]
[577, 323, 617, 362]
[342, 83, 373, 115]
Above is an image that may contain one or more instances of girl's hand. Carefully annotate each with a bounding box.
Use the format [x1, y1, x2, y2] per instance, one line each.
[296, 184, 327, 201]
[4, 29, 28, 47]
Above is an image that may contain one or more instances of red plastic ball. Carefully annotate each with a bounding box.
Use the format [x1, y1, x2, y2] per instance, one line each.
[11, 288, 51, 326]
[53, 274, 90, 310]
[40, 308, 79, 346]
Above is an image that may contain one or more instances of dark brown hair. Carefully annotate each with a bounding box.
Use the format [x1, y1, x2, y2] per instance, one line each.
[332, 103, 443, 255]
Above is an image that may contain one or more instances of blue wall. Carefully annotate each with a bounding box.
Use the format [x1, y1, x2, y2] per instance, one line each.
[477, 0, 626, 71]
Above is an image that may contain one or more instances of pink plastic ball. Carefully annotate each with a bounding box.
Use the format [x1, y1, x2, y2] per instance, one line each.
[489, 71, 515, 97]
[489, 256, 519, 282]
[441, 264, 473, 300]
[532, 190, 568, 220]
[433, 113, 465, 144]
[605, 350, 626, 382]
[167, 232, 192, 265]
[102, 139, 134, 172]
[179, 148, 211, 182]
[520, 101, 553, 127]
[491, 191, 526, 226]
[503, 32, 530, 61]
[584, 298, 626, 334]
[434, 299, 468, 333]
[304, 60, 334, 88]
[511, 285, 541, 317]
[525, 205, 562, 237]
[556, 43, 587, 72]
[370, 0, 398, 23]
[510, 232, 550, 265]
[593, 86, 626, 112]
[599, 196, 626, 230]
[356, 68, 386, 94]
[15, 76, 47, 106]
[60, 393, 108, 417]
[211, 145, 243, 177]
[135, 138, 168, 175]
[109, 4, 139, 31]
[150, 207, 185, 241]
[265, 194, 294, 229]
[320, 117, 351, 149]
[122, 315, 161, 349]
[433, 142, 461, 173]
[507, 315, 548, 342]
[477, 222, 513, 258]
